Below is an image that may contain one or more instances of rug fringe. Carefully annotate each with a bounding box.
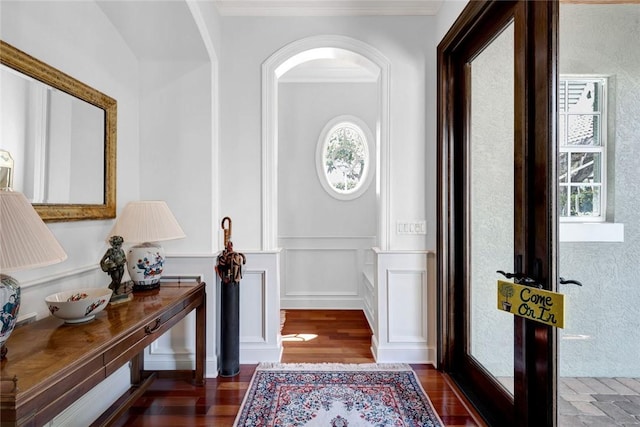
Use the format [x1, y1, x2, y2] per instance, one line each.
[257, 362, 412, 371]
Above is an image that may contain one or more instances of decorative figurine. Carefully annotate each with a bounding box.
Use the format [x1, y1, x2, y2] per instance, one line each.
[100, 235, 132, 303]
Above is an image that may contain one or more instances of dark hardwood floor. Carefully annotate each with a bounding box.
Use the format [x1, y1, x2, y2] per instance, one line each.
[112, 309, 485, 426]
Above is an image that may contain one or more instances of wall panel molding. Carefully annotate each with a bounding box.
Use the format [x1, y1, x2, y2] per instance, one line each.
[279, 236, 375, 309]
[386, 270, 427, 343]
[372, 249, 435, 363]
[240, 270, 267, 343]
[238, 251, 282, 363]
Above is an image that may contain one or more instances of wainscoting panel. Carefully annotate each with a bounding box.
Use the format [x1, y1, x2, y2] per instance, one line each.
[147, 313, 197, 369]
[240, 271, 267, 343]
[279, 236, 375, 309]
[285, 249, 358, 296]
[362, 262, 375, 330]
[372, 249, 435, 363]
[387, 270, 426, 343]
[237, 250, 282, 363]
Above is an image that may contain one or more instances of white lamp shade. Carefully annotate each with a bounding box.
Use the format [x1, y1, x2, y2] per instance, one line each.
[108, 201, 185, 244]
[0, 191, 67, 273]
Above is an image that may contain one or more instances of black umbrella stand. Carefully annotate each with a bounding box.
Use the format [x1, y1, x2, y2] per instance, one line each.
[215, 217, 245, 377]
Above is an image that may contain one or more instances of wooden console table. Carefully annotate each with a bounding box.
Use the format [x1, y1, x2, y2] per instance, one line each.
[0, 281, 206, 427]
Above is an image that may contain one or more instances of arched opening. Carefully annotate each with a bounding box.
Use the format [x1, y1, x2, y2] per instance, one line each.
[261, 36, 390, 252]
[262, 35, 390, 331]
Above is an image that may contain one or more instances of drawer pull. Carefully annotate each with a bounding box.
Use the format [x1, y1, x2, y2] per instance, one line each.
[145, 318, 161, 334]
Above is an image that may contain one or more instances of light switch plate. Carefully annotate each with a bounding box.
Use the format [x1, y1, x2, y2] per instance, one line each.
[397, 221, 426, 235]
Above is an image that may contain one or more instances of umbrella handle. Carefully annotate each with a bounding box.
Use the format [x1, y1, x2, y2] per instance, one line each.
[221, 216, 232, 247]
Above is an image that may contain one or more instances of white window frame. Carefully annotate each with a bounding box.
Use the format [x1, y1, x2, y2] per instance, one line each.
[315, 115, 375, 201]
[558, 75, 608, 223]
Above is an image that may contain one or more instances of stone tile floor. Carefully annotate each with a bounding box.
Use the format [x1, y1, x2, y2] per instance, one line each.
[498, 377, 640, 425]
[559, 377, 640, 426]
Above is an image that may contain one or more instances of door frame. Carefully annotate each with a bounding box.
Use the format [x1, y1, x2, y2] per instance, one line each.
[437, 1, 559, 425]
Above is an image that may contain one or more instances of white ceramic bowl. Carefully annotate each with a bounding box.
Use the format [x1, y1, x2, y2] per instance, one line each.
[45, 288, 112, 324]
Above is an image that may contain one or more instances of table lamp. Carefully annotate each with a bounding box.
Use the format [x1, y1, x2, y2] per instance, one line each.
[107, 201, 185, 291]
[0, 190, 67, 359]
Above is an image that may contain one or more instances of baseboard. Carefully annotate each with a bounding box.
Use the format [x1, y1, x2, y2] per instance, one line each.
[240, 343, 283, 364]
[143, 356, 219, 379]
[363, 306, 374, 331]
[144, 354, 197, 371]
[280, 298, 363, 310]
[371, 336, 436, 364]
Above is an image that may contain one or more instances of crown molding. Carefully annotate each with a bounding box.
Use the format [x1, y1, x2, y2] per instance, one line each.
[214, 0, 442, 16]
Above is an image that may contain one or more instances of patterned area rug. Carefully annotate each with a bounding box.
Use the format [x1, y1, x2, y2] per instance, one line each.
[234, 363, 444, 426]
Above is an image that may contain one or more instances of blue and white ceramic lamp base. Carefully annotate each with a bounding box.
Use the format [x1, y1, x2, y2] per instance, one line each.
[127, 242, 165, 291]
[0, 274, 21, 359]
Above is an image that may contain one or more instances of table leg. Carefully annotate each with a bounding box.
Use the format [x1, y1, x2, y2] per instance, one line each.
[194, 293, 206, 385]
[130, 351, 144, 385]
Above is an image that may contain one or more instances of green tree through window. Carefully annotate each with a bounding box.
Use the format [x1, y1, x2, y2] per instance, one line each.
[324, 126, 366, 192]
[316, 116, 373, 200]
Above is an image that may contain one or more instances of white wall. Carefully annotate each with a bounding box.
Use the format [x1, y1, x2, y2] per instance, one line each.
[435, 0, 469, 43]
[220, 16, 436, 251]
[139, 59, 214, 254]
[278, 81, 377, 236]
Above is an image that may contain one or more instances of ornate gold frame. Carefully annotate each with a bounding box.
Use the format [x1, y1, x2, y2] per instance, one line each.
[0, 40, 116, 222]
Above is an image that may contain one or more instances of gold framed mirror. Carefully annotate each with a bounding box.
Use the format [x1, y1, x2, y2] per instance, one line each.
[0, 40, 116, 222]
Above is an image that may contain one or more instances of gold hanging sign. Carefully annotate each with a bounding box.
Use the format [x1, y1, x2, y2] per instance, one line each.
[497, 280, 565, 328]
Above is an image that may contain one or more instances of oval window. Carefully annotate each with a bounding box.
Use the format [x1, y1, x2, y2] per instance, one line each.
[316, 116, 374, 200]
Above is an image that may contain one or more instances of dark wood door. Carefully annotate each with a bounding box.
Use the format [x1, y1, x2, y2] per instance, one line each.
[437, 1, 558, 426]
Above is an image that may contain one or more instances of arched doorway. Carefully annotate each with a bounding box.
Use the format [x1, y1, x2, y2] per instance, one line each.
[261, 35, 391, 252]
[262, 36, 391, 315]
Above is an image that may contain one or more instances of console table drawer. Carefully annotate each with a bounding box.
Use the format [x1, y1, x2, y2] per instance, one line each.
[103, 296, 199, 376]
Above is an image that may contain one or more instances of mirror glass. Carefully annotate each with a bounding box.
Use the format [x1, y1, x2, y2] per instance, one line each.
[1, 64, 104, 204]
[0, 40, 116, 221]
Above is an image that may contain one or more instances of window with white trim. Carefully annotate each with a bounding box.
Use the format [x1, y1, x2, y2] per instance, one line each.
[558, 76, 607, 222]
[316, 116, 374, 201]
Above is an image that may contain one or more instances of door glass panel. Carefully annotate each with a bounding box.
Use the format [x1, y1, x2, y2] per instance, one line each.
[469, 22, 515, 395]
[558, 3, 640, 425]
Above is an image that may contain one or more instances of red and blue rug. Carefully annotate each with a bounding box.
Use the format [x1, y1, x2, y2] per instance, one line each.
[234, 363, 444, 427]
